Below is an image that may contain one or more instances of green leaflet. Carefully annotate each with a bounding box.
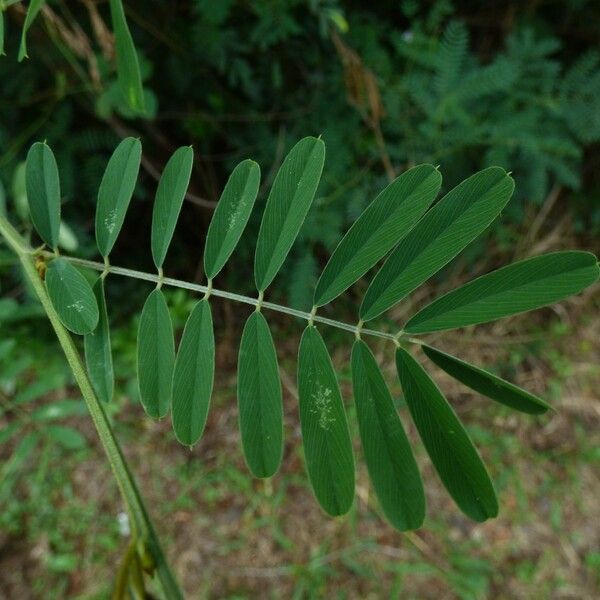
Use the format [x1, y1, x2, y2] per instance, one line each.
[45, 258, 99, 335]
[422, 345, 550, 415]
[237, 311, 283, 478]
[137, 288, 174, 419]
[254, 137, 325, 292]
[395, 348, 498, 522]
[26, 142, 61, 249]
[18, 0, 45, 61]
[297, 325, 354, 516]
[406, 251, 600, 333]
[95, 137, 142, 257]
[204, 160, 260, 280]
[108, 0, 145, 112]
[151, 146, 194, 269]
[360, 167, 514, 321]
[351, 340, 425, 531]
[314, 165, 442, 307]
[47, 425, 86, 449]
[84, 278, 114, 404]
[1, 9, 6, 57]
[172, 300, 215, 446]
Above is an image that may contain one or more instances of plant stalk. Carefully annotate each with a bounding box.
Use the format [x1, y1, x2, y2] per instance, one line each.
[0, 214, 182, 600]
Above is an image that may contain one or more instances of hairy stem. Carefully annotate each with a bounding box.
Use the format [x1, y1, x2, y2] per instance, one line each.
[42, 252, 403, 343]
[0, 215, 182, 600]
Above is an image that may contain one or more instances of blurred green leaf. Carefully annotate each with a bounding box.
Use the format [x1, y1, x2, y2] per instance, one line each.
[46, 425, 86, 449]
[237, 311, 283, 478]
[395, 347, 498, 521]
[18, 0, 45, 62]
[31, 399, 87, 421]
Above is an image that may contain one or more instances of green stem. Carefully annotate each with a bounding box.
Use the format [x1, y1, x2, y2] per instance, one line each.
[0, 215, 182, 600]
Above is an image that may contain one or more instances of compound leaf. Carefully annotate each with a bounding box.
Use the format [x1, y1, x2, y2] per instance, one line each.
[297, 325, 354, 516]
[314, 165, 442, 307]
[95, 137, 142, 257]
[26, 142, 61, 249]
[18, 0, 45, 61]
[422, 345, 550, 415]
[395, 348, 498, 522]
[406, 251, 600, 333]
[137, 288, 174, 418]
[351, 340, 425, 531]
[254, 137, 325, 291]
[204, 159, 260, 280]
[172, 299, 215, 446]
[84, 278, 114, 404]
[361, 167, 514, 321]
[108, 0, 145, 112]
[237, 311, 283, 478]
[46, 258, 99, 335]
[151, 146, 194, 269]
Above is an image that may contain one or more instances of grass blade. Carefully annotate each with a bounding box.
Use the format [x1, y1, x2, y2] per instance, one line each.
[204, 159, 260, 280]
[95, 137, 142, 257]
[172, 300, 215, 446]
[151, 146, 194, 269]
[45, 258, 99, 335]
[26, 142, 61, 250]
[297, 325, 354, 516]
[314, 165, 442, 307]
[18, 0, 44, 61]
[1, 9, 6, 57]
[108, 0, 145, 112]
[351, 340, 425, 530]
[254, 137, 325, 292]
[360, 167, 514, 321]
[84, 278, 114, 404]
[422, 345, 550, 414]
[237, 311, 283, 478]
[137, 289, 174, 418]
[406, 251, 599, 333]
[395, 347, 498, 522]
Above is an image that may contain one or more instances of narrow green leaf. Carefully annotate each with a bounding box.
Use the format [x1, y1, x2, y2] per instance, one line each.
[204, 160, 260, 280]
[297, 325, 354, 516]
[395, 348, 498, 522]
[137, 289, 174, 419]
[84, 278, 114, 403]
[406, 251, 599, 333]
[26, 142, 61, 249]
[151, 146, 194, 269]
[18, 0, 45, 61]
[351, 340, 425, 531]
[31, 399, 87, 421]
[47, 425, 87, 450]
[1, 9, 6, 57]
[254, 137, 325, 292]
[172, 300, 214, 446]
[360, 167, 514, 321]
[95, 137, 142, 257]
[108, 0, 145, 112]
[237, 311, 283, 478]
[46, 258, 99, 335]
[422, 345, 550, 415]
[314, 165, 442, 307]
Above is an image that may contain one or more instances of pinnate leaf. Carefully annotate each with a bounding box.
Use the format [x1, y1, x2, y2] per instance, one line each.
[422, 345, 550, 414]
[395, 348, 498, 521]
[172, 300, 215, 446]
[351, 340, 425, 530]
[406, 251, 599, 333]
[314, 165, 442, 306]
[237, 311, 283, 478]
[254, 137, 325, 291]
[297, 325, 354, 516]
[46, 258, 99, 335]
[84, 278, 114, 404]
[204, 160, 260, 280]
[151, 146, 194, 269]
[26, 142, 61, 249]
[137, 289, 174, 418]
[361, 167, 514, 321]
[95, 137, 142, 256]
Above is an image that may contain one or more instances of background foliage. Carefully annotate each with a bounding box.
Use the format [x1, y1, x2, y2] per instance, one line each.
[1, 1, 599, 598]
